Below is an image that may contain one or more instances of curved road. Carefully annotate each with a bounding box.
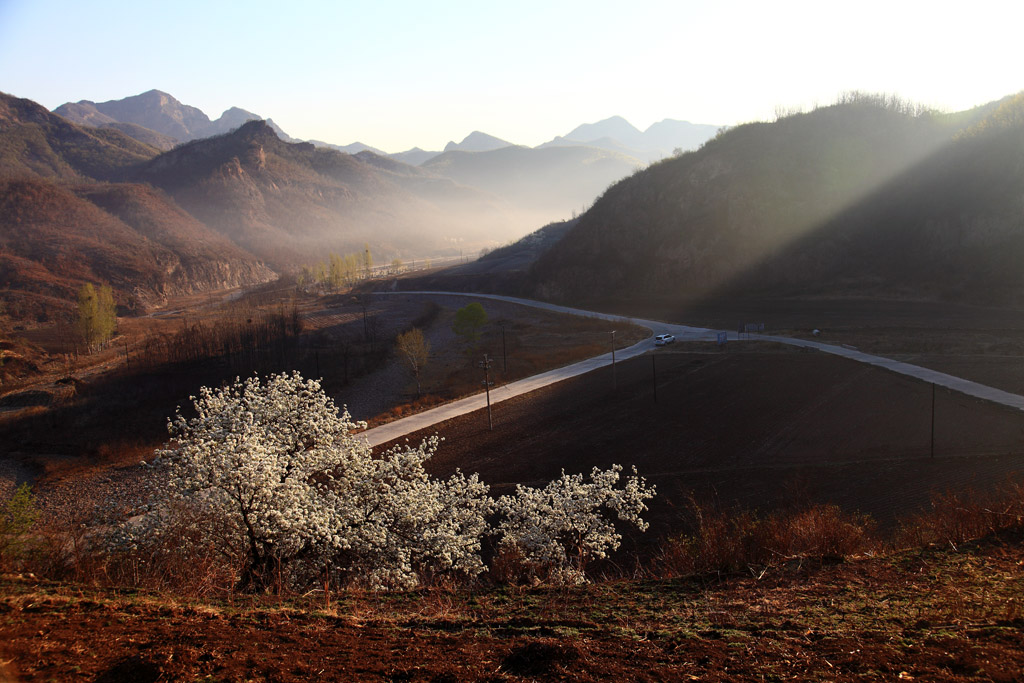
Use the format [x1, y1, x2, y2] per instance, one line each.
[363, 292, 1024, 447]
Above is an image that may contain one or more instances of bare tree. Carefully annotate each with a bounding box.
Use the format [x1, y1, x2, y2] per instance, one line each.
[395, 328, 430, 397]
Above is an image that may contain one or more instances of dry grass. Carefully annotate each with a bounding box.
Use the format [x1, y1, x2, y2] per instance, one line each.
[657, 499, 877, 578]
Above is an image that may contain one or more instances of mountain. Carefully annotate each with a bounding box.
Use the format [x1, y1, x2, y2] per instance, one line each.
[2, 91, 555, 322]
[443, 131, 512, 153]
[0, 92, 274, 319]
[133, 120, 519, 268]
[0, 91, 161, 181]
[422, 144, 642, 215]
[563, 116, 643, 147]
[388, 147, 441, 166]
[312, 140, 387, 156]
[97, 122, 178, 151]
[528, 93, 1024, 306]
[642, 119, 720, 154]
[54, 90, 294, 144]
[540, 115, 720, 162]
[539, 134, 645, 160]
[0, 178, 273, 320]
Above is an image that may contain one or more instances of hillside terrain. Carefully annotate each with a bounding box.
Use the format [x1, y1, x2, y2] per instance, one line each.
[0, 92, 522, 319]
[0, 92, 160, 181]
[133, 120, 516, 268]
[4, 532, 1024, 681]
[0, 179, 273, 320]
[0, 92, 276, 319]
[527, 93, 1024, 307]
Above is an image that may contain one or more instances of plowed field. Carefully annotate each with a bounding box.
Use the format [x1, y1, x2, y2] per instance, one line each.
[383, 345, 1024, 542]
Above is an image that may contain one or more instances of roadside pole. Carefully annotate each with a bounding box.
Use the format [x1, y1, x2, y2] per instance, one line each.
[611, 330, 617, 390]
[931, 382, 936, 459]
[480, 354, 494, 430]
[652, 354, 657, 403]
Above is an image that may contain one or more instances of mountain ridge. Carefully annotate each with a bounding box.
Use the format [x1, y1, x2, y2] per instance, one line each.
[54, 89, 295, 146]
[527, 94, 1024, 306]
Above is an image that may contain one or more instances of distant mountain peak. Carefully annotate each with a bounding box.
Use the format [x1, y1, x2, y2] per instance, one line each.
[51, 90, 293, 144]
[564, 116, 643, 145]
[444, 131, 512, 153]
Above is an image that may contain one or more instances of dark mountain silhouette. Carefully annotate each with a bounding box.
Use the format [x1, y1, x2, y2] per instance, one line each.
[528, 93, 1024, 306]
[54, 90, 294, 144]
[443, 131, 512, 153]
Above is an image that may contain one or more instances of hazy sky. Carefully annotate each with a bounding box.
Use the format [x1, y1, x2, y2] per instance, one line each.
[2, 0, 1022, 152]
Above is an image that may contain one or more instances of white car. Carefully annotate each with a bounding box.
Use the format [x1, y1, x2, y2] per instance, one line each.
[654, 333, 675, 346]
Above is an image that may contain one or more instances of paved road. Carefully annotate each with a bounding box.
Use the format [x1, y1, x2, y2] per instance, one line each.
[362, 291, 1024, 447]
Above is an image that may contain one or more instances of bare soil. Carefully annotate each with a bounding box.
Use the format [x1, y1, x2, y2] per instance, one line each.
[3, 532, 1024, 681]
[382, 344, 1024, 541]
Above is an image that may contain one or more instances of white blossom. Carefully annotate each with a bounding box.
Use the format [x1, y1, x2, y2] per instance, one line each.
[111, 372, 657, 592]
[495, 464, 656, 584]
[121, 372, 492, 591]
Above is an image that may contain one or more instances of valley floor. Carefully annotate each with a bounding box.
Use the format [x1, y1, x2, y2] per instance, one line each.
[2, 533, 1023, 681]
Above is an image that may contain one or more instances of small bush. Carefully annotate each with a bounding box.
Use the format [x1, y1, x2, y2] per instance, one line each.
[898, 483, 1024, 549]
[0, 483, 39, 571]
[658, 499, 875, 578]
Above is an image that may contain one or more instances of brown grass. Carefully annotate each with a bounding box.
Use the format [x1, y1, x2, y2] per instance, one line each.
[657, 499, 877, 578]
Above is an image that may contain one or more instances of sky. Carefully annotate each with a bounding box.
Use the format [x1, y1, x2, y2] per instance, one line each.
[1, 0, 1022, 153]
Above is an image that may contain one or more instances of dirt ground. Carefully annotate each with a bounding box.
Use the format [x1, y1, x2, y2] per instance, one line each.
[2, 532, 1024, 681]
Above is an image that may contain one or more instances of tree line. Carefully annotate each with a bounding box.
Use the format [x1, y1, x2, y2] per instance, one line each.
[297, 246, 373, 293]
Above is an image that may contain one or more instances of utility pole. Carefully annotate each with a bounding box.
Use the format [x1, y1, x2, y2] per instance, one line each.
[652, 354, 657, 403]
[500, 324, 507, 375]
[610, 330, 617, 390]
[930, 382, 936, 459]
[479, 354, 494, 430]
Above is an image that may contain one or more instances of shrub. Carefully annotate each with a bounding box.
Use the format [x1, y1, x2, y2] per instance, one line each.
[898, 483, 1024, 549]
[659, 499, 874, 578]
[0, 483, 39, 571]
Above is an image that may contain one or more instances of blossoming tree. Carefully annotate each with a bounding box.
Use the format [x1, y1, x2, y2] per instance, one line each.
[124, 371, 656, 592]
[495, 465, 655, 584]
[143, 372, 492, 591]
